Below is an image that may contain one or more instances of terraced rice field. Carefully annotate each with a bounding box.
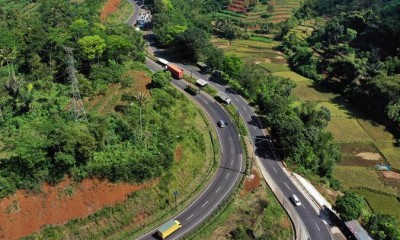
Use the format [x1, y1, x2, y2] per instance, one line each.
[212, 38, 287, 64]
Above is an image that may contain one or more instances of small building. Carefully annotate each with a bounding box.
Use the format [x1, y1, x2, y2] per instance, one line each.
[195, 79, 208, 87]
[345, 220, 372, 240]
[217, 92, 231, 104]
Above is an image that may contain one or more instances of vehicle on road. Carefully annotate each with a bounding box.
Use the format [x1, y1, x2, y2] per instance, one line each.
[186, 83, 200, 95]
[166, 64, 184, 79]
[290, 194, 301, 206]
[157, 220, 181, 239]
[217, 120, 226, 128]
[217, 92, 231, 104]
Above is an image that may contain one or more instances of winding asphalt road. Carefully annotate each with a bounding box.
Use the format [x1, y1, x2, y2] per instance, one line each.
[163, 61, 333, 240]
[137, 59, 244, 240]
[127, 2, 333, 239]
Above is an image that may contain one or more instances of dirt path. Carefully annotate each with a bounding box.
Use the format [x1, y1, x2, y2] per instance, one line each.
[0, 178, 153, 240]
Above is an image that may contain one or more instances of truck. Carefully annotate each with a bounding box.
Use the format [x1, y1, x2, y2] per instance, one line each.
[186, 83, 200, 95]
[167, 64, 184, 79]
[157, 220, 182, 239]
[217, 92, 231, 104]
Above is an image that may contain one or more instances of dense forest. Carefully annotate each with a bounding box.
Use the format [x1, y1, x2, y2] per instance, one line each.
[282, 0, 400, 136]
[0, 0, 186, 198]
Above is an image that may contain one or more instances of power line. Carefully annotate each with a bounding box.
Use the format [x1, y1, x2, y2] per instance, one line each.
[64, 46, 87, 122]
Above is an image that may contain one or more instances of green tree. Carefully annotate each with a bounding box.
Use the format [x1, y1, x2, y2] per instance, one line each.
[70, 18, 90, 40]
[78, 35, 106, 61]
[366, 214, 400, 240]
[334, 192, 364, 221]
[151, 70, 172, 89]
[106, 35, 133, 62]
[222, 55, 244, 79]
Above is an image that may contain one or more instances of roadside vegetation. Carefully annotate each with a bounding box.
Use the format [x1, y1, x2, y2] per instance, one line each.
[0, 0, 218, 239]
[149, 0, 400, 238]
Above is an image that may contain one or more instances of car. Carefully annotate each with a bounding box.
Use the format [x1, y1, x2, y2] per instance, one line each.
[217, 120, 226, 128]
[290, 194, 301, 206]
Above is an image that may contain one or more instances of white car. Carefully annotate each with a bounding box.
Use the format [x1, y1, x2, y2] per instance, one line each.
[217, 120, 226, 128]
[290, 194, 301, 206]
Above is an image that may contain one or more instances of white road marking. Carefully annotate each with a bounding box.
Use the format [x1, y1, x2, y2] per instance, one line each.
[242, 106, 246, 110]
[231, 160, 233, 166]
[272, 167, 278, 174]
[315, 223, 320, 232]
[253, 126, 256, 130]
[226, 173, 230, 179]
[216, 186, 221, 193]
[187, 214, 193, 220]
[234, 97, 239, 102]
[202, 201, 209, 208]
[283, 182, 291, 190]
[302, 204, 306, 209]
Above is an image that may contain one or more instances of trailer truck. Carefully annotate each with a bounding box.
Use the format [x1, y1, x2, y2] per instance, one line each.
[157, 220, 182, 239]
[167, 64, 183, 79]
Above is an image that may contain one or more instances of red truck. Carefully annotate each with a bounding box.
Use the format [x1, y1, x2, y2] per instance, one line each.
[167, 64, 183, 79]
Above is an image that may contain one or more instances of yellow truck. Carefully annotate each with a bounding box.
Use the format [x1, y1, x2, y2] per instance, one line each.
[157, 220, 182, 239]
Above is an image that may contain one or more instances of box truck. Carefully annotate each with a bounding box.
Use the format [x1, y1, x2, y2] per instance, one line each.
[167, 64, 183, 79]
[157, 220, 182, 239]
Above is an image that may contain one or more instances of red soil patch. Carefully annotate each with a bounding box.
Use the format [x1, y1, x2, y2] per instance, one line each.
[243, 170, 261, 193]
[174, 144, 183, 162]
[0, 178, 153, 240]
[100, 0, 122, 23]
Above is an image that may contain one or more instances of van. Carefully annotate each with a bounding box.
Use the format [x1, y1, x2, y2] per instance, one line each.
[290, 194, 301, 206]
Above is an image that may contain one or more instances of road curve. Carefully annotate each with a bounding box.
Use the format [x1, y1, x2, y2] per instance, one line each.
[169, 62, 333, 240]
[127, 3, 331, 239]
[136, 58, 244, 239]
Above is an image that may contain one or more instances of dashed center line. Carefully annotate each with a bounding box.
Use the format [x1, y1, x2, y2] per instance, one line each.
[216, 186, 221, 193]
[242, 106, 246, 110]
[226, 173, 230, 179]
[231, 160, 233, 166]
[201, 201, 209, 208]
[283, 182, 291, 190]
[315, 223, 320, 232]
[272, 167, 278, 174]
[187, 214, 193, 220]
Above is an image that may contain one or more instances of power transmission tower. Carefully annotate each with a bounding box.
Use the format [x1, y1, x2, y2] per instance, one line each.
[64, 46, 87, 122]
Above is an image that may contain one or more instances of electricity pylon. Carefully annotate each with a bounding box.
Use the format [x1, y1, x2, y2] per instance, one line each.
[64, 46, 87, 122]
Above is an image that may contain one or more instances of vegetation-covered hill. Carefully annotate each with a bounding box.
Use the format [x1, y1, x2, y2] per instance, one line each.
[0, 0, 178, 199]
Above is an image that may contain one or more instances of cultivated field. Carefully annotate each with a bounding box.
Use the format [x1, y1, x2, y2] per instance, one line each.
[275, 69, 400, 217]
[215, 0, 400, 220]
[212, 38, 287, 65]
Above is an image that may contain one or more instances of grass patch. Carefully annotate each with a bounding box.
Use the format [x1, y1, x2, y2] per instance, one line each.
[334, 166, 397, 194]
[272, 71, 309, 82]
[352, 188, 400, 219]
[257, 62, 290, 73]
[375, 143, 400, 170]
[356, 119, 394, 141]
[327, 118, 372, 142]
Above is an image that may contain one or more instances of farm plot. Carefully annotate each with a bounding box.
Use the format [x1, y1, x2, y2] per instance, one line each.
[338, 143, 384, 167]
[334, 166, 397, 195]
[214, 39, 286, 64]
[352, 188, 400, 219]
